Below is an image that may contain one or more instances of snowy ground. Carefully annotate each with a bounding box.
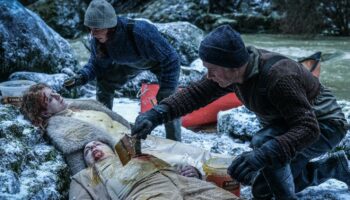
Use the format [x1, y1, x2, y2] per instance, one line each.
[111, 97, 350, 200]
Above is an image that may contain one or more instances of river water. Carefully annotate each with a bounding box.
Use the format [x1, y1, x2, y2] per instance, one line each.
[71, 34, 350, 100]
[243, 34, 350, 101]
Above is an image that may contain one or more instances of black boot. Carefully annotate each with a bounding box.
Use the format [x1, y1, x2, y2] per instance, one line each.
[294, 150, 350, 192]
[252, 165, 297, 200]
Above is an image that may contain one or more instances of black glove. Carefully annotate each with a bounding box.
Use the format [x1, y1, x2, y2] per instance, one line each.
[63, 74, 86, 90]
[131, 104, 169, 139]
[227, 139, 283, 185]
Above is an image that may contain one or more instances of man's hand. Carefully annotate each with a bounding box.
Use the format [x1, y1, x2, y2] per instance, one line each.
[63, 74, 86, 90]
[227, 139, 284, 185]
[131, 105, 169, 139]
[178, 165, 202, 179]
[227, 151, 264, 185]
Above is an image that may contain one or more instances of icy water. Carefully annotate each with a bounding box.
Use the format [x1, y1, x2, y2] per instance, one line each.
[243, 34, 350, 101]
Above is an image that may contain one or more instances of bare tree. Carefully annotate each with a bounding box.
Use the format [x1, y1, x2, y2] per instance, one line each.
[320, 0, 350, 35]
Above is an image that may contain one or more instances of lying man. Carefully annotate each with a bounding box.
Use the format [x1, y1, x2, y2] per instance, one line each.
[70, 140, 239, 200]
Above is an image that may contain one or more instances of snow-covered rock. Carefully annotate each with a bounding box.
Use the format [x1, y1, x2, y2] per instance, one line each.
[218, 106, 261, 141]
[0, 104, 69, 199]
[9, 71, 96, 98]
[155, 21, 204, 66]
[119, 59, 207, 97]
[28, 0, 86, 39]
[0, 0, 78, 81]
[217, 101, 350, 158]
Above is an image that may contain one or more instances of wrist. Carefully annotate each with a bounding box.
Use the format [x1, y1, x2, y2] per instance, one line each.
[256, 139, 284, 168]
[152, 104, 170, 124]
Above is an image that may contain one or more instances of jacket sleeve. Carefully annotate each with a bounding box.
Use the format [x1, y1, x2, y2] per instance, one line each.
[69, 179, 93, 200]
[267, 74, 320, 163]
[78, 38, 99, 81]
[159, 76, 231, 121]
[134, 21, 180, 91]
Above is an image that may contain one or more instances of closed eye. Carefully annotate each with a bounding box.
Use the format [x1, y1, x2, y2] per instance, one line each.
[84, 147, 91, 156]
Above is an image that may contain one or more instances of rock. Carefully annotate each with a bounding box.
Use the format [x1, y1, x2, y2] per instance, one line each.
[0, 104, 69, 199]
[337, 100, 350, 157]
[28, 0, 86, 39]
[9, 72, 69, 92]
[154, 21, 204, 66]
[132, 0, 277, 32]
[218, 106, 261, 142]
[118, 59, 207, 97]
[9, 71, 95, 98]
[0, 0, 78, 81]
[218, 100, 350, 154]
[138, 0, 202, 24]
[0, 170, 20, 194]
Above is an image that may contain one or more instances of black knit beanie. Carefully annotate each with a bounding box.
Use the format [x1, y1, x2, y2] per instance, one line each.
[199, 25, 249, 68]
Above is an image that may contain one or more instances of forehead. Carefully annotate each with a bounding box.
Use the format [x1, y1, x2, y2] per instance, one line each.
[85, 141, 104, 148]
[42, 87, 53, 96]
[203, 62, 228, 71]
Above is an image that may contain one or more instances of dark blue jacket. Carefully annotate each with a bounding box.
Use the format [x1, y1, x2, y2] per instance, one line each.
[79, 17, 180, 91]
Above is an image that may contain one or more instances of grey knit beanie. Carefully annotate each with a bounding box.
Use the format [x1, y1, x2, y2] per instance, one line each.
[84, 0, 117, 29]
[199, 25, 249, 68]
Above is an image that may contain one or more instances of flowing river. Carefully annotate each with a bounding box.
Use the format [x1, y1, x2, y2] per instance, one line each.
[243, 34, 350, 101]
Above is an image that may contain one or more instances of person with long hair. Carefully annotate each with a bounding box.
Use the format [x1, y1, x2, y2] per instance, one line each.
[63, 0, 181, 142]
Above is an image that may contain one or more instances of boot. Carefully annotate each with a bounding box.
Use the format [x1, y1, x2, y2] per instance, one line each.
[252, 173, 273, 200]
[294, 150, 350, 192]
[96, 91, 114, 109]
[253, 165, 297, 200]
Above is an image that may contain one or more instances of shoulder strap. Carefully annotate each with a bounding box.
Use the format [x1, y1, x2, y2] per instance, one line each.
[258, 55, 287, 95]
[127, 19, 140, 56]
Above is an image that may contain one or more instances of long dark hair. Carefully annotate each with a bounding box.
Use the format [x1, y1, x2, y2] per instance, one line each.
[96, 27, 117, 58]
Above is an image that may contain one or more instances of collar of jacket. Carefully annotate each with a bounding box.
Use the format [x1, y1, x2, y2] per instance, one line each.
[242, 46, 260, 82]
[105, 17, 125, 46]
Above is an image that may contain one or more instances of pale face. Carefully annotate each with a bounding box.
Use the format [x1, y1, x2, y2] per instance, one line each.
[84, 141, 114, 166]
[41, 87, 67, 116]
[203, 61, 248, 87]
[90, 27, 109, 43]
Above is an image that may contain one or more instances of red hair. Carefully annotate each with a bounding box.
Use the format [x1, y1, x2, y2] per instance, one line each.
[20, 83, 50, 128]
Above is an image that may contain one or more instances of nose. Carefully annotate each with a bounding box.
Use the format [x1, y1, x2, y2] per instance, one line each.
[52, 93, 60, 100]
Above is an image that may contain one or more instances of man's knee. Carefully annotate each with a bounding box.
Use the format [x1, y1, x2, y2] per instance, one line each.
[251, 125, 287, 148]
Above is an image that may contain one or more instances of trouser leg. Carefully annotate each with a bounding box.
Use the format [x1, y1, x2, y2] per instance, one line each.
[96, 64, 142, 109]
[250, 125, 297, 200]
[96, 80, 115, 109]
[251, 120, 347, 199]
[292, 120, 348, 192]
[156, 89, 182, 142]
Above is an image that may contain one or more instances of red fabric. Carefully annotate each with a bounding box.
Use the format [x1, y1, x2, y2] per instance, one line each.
[140, 83, 242, 127]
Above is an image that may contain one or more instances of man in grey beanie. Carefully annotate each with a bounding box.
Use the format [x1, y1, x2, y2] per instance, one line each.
[132, 25, 350, 199]
[63, 0, 181, 142]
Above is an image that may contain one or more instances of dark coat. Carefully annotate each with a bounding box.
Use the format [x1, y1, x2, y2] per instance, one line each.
[79, 17, 180, 91]
[160, 46, 348, 163]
